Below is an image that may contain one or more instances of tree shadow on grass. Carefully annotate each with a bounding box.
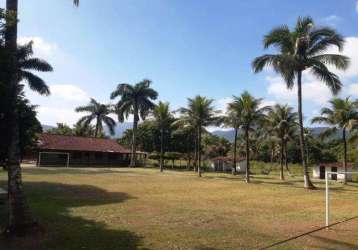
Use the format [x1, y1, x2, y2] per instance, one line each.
[20, 167, 150, 176]
[307, 234, 358, 250]
[0, 181, 147, 250]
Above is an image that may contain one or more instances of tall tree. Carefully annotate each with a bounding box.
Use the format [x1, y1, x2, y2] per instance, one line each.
[1, 88, 42, 167]
[225, 97, 243, 175]
[312, 97, 358, 184]
[76, 98, 116, 137]
[47, 123, 74, 136]
[266, 104, 298, 180]
[111, 79, 158, 167]
[3, 0, 78, 234]
[235, 92, 268, 183]
[152, 101, 174, 172]
[252, 16, 349, 189]
[179, 96, 220, 177]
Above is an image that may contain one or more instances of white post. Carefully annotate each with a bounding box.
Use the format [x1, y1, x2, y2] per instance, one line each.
[66, 153, 70, 168]
[38, 152, 42, 167]
[325, 171, 329, 227]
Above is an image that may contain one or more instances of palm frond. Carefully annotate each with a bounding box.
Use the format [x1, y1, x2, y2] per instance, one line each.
[311, 54, 349, 70]
[19, 58, 53, 72]
[310, 60, 342, 95]
[20, 71, 50, 95]
[263, 25, 292, 51]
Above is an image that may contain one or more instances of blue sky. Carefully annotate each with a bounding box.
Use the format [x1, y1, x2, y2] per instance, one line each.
[1, 0, 358, 128]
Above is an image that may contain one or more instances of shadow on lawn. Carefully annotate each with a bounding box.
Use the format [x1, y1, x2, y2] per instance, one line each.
[308, 234, 358, 250]
[21, 167, 147, 176]
[0, 181, 146, 250]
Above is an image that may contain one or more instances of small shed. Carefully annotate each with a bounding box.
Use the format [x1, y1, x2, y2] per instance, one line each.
[313, 163, 354, 181]
[210, 156, 247, 173]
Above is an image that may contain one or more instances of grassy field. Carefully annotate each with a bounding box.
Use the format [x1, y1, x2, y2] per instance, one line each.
[0, 166, 357, 250]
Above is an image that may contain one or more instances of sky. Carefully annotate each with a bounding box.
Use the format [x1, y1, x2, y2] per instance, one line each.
[1, 0, 358, 129]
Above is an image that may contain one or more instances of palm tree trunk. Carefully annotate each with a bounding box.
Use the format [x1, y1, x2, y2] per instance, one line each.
[94, 119, 99, 138]
[245, 127, 250, 183]
[284, 142, 291, 176]
[343, 128, 347, 185]
[198, 126, 202, 177]
[193, 130, 197, 172]
[297, 71, 315, 189]
[130, 108, 139, 167]
[280, 138, 284, 180]
[232, 127, 238, 175]
[5, 0, 34, 235]
[160, 128, 164, 172]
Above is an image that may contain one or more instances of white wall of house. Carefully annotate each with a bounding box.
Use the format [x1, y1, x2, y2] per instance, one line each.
[236, 160, 247, 173]
[313, 165, 353, 181]
[210, 160, 247, 173]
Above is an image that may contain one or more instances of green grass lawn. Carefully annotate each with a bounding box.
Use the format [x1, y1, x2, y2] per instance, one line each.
[0, 166, 357, 250]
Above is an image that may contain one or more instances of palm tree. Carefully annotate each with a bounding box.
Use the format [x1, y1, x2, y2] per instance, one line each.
[3, 0, 77, 234]
[76, 98, 116, 137]
[225, 98, 243, 175]
[152, 101, 174, 172]
[179, 96, 220, 177]
[111, 79, 158, 167]
[235, 91, 268, 183]
[312, 97, 358, 184]
[5, 42, 52, 235]
[252, 16, 350, 189]
[266, 104, 298, 180]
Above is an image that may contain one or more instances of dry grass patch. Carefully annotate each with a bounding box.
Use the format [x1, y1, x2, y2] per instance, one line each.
[0, 166, 357, 249]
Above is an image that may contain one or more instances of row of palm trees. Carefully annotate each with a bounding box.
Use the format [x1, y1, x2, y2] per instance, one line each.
[72, 16, 354, 189]
[74, 85, 357, 188]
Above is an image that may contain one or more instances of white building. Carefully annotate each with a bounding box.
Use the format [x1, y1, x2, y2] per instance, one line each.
[210, 156, 247, 173]
[312, 163, 354, 181]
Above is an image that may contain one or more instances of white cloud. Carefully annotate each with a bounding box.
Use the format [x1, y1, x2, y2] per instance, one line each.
[50, 84, 89, 102]
[36, 106, 83, 126]
[344, 83, 358, 96]
[260, 100, 276, 108]
[356, 1, 358, 13]
[266, 76, 333, 105]
[18, 36, 58, 57]
[26, 84, 91, 126]
[326, 37, 358, 79]
[215, 97, 233, 114]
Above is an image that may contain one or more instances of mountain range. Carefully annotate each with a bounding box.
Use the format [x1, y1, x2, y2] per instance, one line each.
[42, 122, 133, 138]
[211, 127, 339, 142]
[42, 123, 339, 141]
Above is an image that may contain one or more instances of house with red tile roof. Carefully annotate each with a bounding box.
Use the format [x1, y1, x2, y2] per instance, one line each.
[210, 156, 247, 173]
[313, 162, 354, 181]
[35, 133, 145, 167]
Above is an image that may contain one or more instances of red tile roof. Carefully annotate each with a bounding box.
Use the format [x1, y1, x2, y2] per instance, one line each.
[37, 133, 130, 153]
[211, 156, 246, 162]
[319, 163, 354, 168]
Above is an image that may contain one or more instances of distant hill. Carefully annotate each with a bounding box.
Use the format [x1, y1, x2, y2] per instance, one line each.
[42, 124, 55, 132]
[211, 127, 341, 142]
[42, 122, 133, 138]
